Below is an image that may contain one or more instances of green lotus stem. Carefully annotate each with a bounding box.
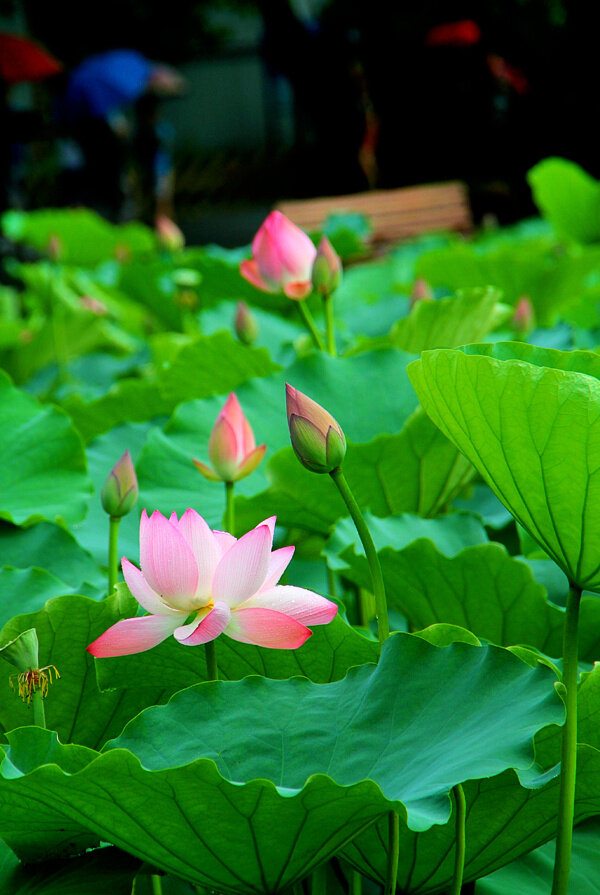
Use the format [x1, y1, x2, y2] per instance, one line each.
[551, 582, 582, 895]
[151, 874, 164, 895]
[108, 516, 120, 595]
[32, 687, 46, 729]
[449, 784, 466, 895]
[350, 868, 362, 895]
[205, 640, 218, 682]
[329, 467, 389, 645]
[225, 480, 235, 536]
[311, 862, 328, 895]
[297, 301, 326, 351]
[385, 811, 399, 895]
[323, 296, 337, 356]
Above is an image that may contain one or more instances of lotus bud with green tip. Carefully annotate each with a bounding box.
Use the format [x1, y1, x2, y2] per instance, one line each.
[101, 450, 139, 518]
[156, 214, 185, 252]
[311, 236, 342, 296]
[193, 393, 266, 483]
[234, 301, 259, 345]
[286, 384, 346, 473]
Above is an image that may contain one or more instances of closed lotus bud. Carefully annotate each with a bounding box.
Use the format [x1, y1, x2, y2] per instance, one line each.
[410, 278, 434, 305]
[240, 211, 316, 300]
[311, 236, 342, 296]
[101, 450, 139, 517]
[193, 394, 266, 483]
[47, 234, 62, 261]
[286, 384, 346, 474]
[234, 301, 259, 345]
[156, 214, 185, 252]
[513, 296, 535, 333]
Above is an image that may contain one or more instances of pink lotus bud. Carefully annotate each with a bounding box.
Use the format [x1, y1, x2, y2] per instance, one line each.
[47, 235, 62, 261]
[286, 384, 346, 474]
[513, 296, 535, 333]
[311, 236, 342, 296]
[410, 278, 434, 306]
[156, 214, 185, 252]
[101, 450, 139, 517]
[79, 295, 109, 316]
[234, 301, 259, 345]
[240, 211, 317, 301]
[193, 394, 266, 483]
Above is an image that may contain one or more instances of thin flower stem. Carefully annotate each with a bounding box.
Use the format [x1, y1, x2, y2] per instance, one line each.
[108, 516, 121, 595]
[329, 467, 389, 645]
[297, 301, 326, 351]
[311, 862, 328, 895]
[323, 296, 337, 356]
[151, 874, 164, 895]
[449, 784, 466, 895]
[350, 869, 362, 895]
[551, 582, 582, 895]
[32, 688, 46, 729]
[205, 640, 218, 682]
[225, 480, 235, 535]
[385, 811, 399, 895]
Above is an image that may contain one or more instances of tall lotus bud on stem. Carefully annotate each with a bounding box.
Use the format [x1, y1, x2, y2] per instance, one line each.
[312, 236, 342, 297]
[234, 301, 259, 345]
[102, 450, 138, 596]
[513, 296, 535, 334]
[156, 214, 185, 252]
[285, 384, 346, 474]
[410, 278, 434, 306]
[101, 450, 139, 518]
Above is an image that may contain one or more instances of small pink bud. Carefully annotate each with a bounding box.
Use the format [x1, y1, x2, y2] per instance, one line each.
[286, 384, 346, 474]
[234, 301, 259, 345]
[193, 394, 266, 483]
[47, 235, 62, 261]
[79, 295, 109, 316]
[311, 236, 342, 297]
[513, 296, 535, 333]
[156, 215, 185, 252]
[101, 450, 139, 517]
[410, 278, 434, 306]
[240, 211, 316, 301]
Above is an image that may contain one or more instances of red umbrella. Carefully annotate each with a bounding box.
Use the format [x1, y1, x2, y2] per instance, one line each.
[0, 32, 63, 83]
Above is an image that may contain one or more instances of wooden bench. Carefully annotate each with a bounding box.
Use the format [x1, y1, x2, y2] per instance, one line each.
[276, 180, 473, 248]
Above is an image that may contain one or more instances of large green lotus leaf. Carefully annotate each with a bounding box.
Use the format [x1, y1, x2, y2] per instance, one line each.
[63, 332, 280, 443]
[95, 612, 379, 695]
[0, 372, 92, 526]
[0, 590, 169, 749]
[1, 208, 155, 265]
[72, 422, 151, 567]
[528, 157, 600, 244]
[408, 345, 600, 591]
[0, 841, 140, 895]
[355, 287, 503, 355]
[414, 236, 600, 325]
[0, 521, 102, 589]
[478, 818, 600, 894]
[0, 635, 562, 892]
[342, 744, 600, 893]
[0, 567, 91, 629]
[330, 531, 600, 661]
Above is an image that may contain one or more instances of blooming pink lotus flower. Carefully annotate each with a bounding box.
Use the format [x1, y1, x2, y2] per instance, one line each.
[240, 211, 317, 300]
[193, 393, 266, 483]
[87, 510, 337, 657]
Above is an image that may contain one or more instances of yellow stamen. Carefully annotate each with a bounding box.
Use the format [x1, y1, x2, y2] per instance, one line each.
[9, 665, 61, 704]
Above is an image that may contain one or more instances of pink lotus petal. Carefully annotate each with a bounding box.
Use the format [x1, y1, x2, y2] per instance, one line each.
[274, 218, 316, 279]
[240, 413, 256, 455]
[176, 508, 221, 600]
[208, 416, 239, 478]
[283, 281, 313, 300]
[242, 586, 338, 625]
[226, 607, 312, 649]
[140, 510, 199, 611]
[213, 530, 237, 557]
[240, 259, 275, 293]
[192, 458, 222, 482]
[212, 523, 272, 607]
[236, 444, 266, 480]
[221, 394, 244, 441]
[174, 601, 232, 646]
[253, 217, 286, 283]
[258, 545, 295, 591]
[87, 613, 182, 657]
[122, 557, 178, 615]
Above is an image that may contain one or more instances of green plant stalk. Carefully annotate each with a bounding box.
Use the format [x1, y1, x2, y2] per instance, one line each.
[297, 301, 326, 351]
[385, 811, 399, 895]
[108, 516, 120, 595]
[151, 874, 164, 895]
[48, 270, 69, 389]
[449, 784, 466, 895]
[205, 640, 218, 682]
[225, 480, 235, 535]
[311, 862, 328, 895]
[323, 295, 337, 356]
[350, 869, 362, 895]
[32, 687, 46, 729]
[329, 467, 389, 644]
[551, 582, 582, 895]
